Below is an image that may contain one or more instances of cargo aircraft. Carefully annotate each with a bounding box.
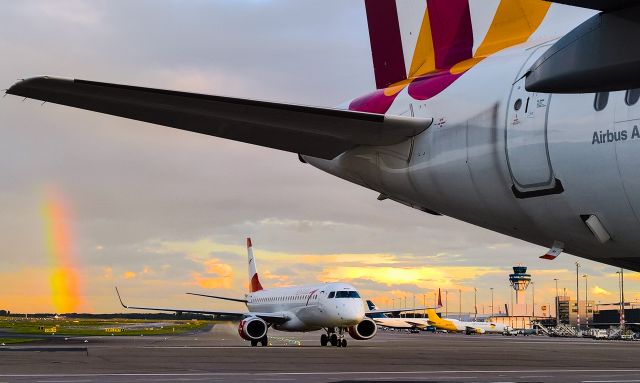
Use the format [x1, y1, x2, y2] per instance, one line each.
[9, 0, 640, 271]
[116, 238, 424, 347]
[426, 309, 509, 334]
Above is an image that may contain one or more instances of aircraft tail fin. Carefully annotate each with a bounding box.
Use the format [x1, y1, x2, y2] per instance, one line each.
[363, 0, 552, 88]
[426, 308, 442, 323]
[366, 300, 377, 311]
[247, 238, 263, 293]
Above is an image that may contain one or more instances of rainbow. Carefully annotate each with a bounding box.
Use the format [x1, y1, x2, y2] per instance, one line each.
[41, 190, 83, 313]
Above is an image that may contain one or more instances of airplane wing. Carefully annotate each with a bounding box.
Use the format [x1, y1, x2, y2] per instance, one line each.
[6, 77, 431, 160]
[115, 288, 287, 324]
[367, 306, 430, 316]
[186, 292, 248, 303]
[546, 0, 637, 11]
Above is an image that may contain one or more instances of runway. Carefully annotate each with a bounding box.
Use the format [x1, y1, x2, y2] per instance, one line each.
[1, 325, 639, 382]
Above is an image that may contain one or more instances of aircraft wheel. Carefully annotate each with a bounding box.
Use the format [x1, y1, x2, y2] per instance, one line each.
[341, 339, 347, 348]
[330, 334, 338, 346]
[260, 336, 268, 347]
[250, 340, 258, 347]
[321, 334, 328, 346]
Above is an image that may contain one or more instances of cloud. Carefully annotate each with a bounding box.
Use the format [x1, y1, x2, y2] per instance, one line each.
[592, 286, 612, 296]
[103, 267, 113, 279]
[191, 272, 233, 290]
[123, 271, 136, 280]
[318, 266, 501, 289]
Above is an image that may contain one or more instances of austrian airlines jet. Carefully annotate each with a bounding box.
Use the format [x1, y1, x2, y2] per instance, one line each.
[8, 1, 640, 271]
[117, 238, 418, 348]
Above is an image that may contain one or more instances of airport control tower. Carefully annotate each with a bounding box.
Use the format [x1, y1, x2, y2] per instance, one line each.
[509, 266, 532, 316]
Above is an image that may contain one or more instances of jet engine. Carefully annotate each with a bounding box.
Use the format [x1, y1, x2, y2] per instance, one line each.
[237, 317, 268, 341]
[348, 317, 377, 340]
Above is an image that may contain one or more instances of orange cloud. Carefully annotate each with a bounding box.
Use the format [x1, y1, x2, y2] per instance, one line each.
[202, 259, 233, 277]
[123, 271, 136, 280]
[103, 267, 113, 280]
[318, 266, 500, 289]
[262, 270, 292, 287]
[191, 272, 233, 289]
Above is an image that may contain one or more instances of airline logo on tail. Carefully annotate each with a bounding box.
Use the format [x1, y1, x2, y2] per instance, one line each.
[247, 237, 263, 293]
[352, 0, 552, 113]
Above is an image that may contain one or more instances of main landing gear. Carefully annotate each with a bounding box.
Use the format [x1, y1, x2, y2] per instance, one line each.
[250, 336, 268, 347]
[321, 328, 348, 348]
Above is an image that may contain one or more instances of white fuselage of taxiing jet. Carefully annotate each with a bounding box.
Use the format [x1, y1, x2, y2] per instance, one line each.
[246, 282, 365, 331]
[304, 33, 640, 269]
[444, 318, 508, 334]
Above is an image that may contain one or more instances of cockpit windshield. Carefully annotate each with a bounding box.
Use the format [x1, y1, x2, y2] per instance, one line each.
[335, 291, 360, 298]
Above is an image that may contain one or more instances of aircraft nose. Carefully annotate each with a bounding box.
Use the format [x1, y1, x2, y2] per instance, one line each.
[342, 301, 365, 325]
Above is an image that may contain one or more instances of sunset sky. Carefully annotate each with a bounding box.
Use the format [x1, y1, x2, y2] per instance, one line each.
[1, 0, 638, 315]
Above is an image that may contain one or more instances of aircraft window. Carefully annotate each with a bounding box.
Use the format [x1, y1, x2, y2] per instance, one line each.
[594, 92, 609, 111]
[626, 89, 640, 106]
[514, 98, 522, 111]
[328, 292, 335, 298]
[335, 291, 361, 298]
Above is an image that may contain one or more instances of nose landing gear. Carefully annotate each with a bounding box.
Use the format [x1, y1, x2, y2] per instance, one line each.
[321, 328, 348, 348]
[250, 336, 269, 347]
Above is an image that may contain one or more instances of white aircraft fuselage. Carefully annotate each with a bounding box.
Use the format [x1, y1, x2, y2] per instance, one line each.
[305, 35, 640, 270]
[247, 282, 365, 331]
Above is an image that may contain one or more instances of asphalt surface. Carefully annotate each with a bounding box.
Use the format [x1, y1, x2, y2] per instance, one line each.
[0, 324, 639, 382]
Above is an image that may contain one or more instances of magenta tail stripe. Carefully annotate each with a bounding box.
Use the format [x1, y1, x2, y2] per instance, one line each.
[364, 0, 407, 89]
[427, 0, 473, 69]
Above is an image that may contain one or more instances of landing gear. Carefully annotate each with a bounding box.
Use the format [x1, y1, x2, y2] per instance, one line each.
[323, 328, 348, 348]
[250, 336, 268, 347]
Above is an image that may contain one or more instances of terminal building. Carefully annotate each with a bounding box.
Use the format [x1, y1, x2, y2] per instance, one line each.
[556, 296, 595, 327]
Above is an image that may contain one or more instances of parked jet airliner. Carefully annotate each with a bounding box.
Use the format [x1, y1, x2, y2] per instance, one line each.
[9, 0, 640, 271]
[366, 298, 438, 332]
[426, 309, 509, 334]
[116, 238, 425, 347]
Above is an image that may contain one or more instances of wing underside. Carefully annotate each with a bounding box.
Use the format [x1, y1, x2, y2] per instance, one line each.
[7, 77, 431, 160]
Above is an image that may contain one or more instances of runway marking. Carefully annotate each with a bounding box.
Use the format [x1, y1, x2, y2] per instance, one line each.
[3, 369, 640, 378]
[583, 381, 640, 383]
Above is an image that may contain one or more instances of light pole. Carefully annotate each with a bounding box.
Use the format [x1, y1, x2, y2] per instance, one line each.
[445, 290, 449, 317]
[576, 262, 581, 330]
[531, 281, 535, 317]
[617, 269, 626, 332]
[554, 278, 559, 324]
[490, 288, 494, 320]
[459, 289, 462, 320]
[423, 294, 426, 318]
[583, 274, 588, 328]
[474, 288, 478, 321]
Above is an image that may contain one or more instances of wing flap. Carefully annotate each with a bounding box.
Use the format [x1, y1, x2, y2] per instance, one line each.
[7, 77, 431, 160]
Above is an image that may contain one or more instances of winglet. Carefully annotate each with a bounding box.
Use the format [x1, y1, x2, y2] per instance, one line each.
[540, 240, 564, 260]
[115, 287, 128, 309]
